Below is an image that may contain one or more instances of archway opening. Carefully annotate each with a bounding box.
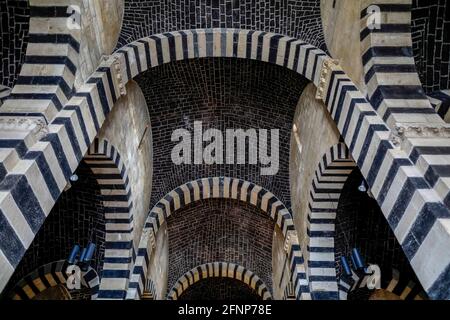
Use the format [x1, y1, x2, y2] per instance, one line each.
[4, 161, 106, 300]
[178, 277, 263, 301]
[335, 169, 428, 300]
[166, 198, 275, 297]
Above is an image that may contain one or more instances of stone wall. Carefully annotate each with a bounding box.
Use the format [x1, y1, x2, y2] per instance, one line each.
[71, 0, 124, 89]
[147, 224, 168, 299]
[5, 161, 106, 293]
[136, 57, 308, 210]
[272, 226, 289, 300]
[166, 198, 275, 295]
[320, 0, 365, 91]
[97, 81, 153, 250]
[289, 83, 341, 265]
[117, 0, 326, 50]
[412, 0, 450, 93]
[0, 0, 29, 89]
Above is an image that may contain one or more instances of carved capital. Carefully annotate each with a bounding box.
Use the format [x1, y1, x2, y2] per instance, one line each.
[316, 58, 340, 101]
[283, 230, 300, 254]
[0, 117, 48, 141]
[99, 55, 127, 99]
[112, 55, 127, 98]
[393, 122, 450, 140]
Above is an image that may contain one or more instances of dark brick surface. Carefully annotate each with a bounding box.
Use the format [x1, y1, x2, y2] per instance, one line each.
[136, 57, 308, 209]
[335, 169, 425, 299]
[0, 0, 30, 89]
[178, 277, 262, 300]
[117, 0, 326, 50]
[167, 198, 274, 294]
[5, 161, 106, 292]
[412, 0, 450, 93]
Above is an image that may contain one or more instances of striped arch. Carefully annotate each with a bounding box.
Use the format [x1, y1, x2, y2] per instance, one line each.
[117, 29, 328, 86]
[8, 260, 99, 300]
[84, 138, 134, 300]
[128, 177, 310, 301]
[167, 262, 272, 301]
[307, 143, 356, 300]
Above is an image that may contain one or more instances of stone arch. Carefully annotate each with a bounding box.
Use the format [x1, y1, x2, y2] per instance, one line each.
[84, 138, 134, 299]
[128, 177, 310, 300]
[116, 29, 327, 89]
[167, 262, 272, 301]
[306, 143, 356, 300]
[8, 260, 99, 300]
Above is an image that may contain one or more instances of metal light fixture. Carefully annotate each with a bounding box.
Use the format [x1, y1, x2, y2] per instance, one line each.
[358, 179, 367, 193]
[68, 245, 80, 264]
[67, 242, 96, 271]
[341, 256, 352, 276]
[352, 248, 365, 270]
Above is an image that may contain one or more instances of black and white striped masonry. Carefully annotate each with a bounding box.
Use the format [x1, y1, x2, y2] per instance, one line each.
[0, 3, 81, 195]
[0, 28, 449, 299]
[167, 262, 272, 300]
[307, 143, 356, 300]
[360, 1, 444, 127]
[0, 4, 79, 122]
[85, 139, 135, 300]
[127, 177, 310, 301]
[7, 260, 99, 300]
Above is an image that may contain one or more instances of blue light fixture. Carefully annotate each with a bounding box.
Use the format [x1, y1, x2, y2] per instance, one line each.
[79, 247, 87, 262]
[352, 248, 365, 270]
[84, 243, 96, 262]
[67, 243, 96, 272]
[67, 245, 80, 264]
[341, 256, 352, 276]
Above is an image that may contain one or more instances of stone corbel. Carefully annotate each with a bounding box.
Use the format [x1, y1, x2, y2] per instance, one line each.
[283, 230, 298, 254]
[316, 58, 340, 101]
[100, 55, 127, 99]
